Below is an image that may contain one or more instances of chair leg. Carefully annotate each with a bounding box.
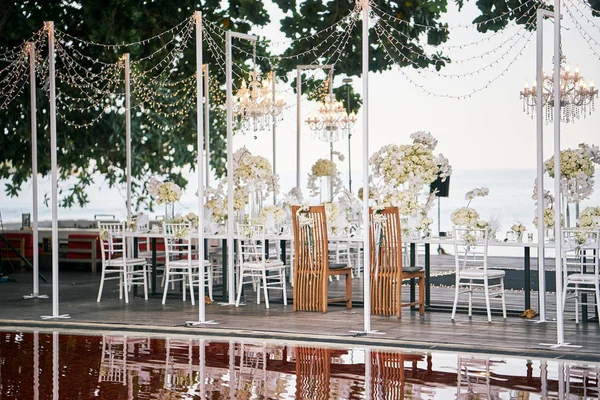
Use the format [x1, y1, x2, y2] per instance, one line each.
[595, 283, 600, 329]
[575, 288, 580, 324]
[188, 268, 195, 306]
[262, 270, 270, 309]
[143, 265, 148, 301]
[162, 267, 170, 305]
[235, 267, 244, 307]
[468, 280, 473, 317]
[345, 272, 352, 309]
[484, 278, 492, 323]
[123, 266, 130, 304]
[97, 268, 106, 303]
[562, 281, 569, 319]
[281, 267, 288, 306]
[418, 276, 425, 315]
[208, 265, 214, 301]
[451, 280, 460, 320]
[500, 278, 506, 319]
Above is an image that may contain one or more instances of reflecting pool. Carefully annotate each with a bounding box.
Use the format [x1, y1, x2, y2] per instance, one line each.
[0, 331, 598, 399]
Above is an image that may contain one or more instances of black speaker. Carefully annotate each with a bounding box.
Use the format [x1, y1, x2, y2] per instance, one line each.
[430, 175, 450, 197]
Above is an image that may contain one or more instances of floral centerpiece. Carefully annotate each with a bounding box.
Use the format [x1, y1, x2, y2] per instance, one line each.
[577, 206, 600, 229]
[307, 157, 343, 199]
[156, 182, 182, 205]
[511, 222, 526, 241]
[253, 205, 286, 233]
[450, 207, 480, 227]
[544, 143, 600, 225]
[232, 147, 279, 218]
[416, 217, 433, 237]
[369, 132, 452, 238]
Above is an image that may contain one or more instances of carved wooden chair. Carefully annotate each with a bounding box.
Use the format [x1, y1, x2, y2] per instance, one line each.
[369, 207, 425, 317]
[291, 205, 352, 312]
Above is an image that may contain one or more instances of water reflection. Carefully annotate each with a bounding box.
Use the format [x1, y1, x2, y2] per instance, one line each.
[0, 331, 598, 399]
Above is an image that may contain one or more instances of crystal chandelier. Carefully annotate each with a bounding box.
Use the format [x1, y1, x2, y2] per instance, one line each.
[306, 88, 357, 142]
[520, 56, 598, 124]
[233, 45, 286, 132]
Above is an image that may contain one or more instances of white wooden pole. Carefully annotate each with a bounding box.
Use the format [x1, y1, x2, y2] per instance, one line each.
[24, 42, 47, 299]
[196, 11, 206, 322]
[272, 74, 277, 205]
[553, 0, 564, 346]
[226, 31, 235, 304]
[53, 331, 59, 400]
[225, 31, 256, 305]
[41, 22, 69, 320]
[125, 53, 132, 221]
[296, 67, 302, 189]
[535, 8, 547, 322]
[361, 0, 372, 333]
[33, 331, 40, 400]
[328, 68, 334, 200]
[204, 65, 210, 186]
[186, 11, 216, 325]
[199, 339, 206, 399]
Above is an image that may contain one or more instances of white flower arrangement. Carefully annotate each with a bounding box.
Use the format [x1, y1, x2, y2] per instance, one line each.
[435, 153, 452, 182]
[257, 205, 286, 225]
[369, 132, 452, 222]
[156, 181, 182, 205]
[410, 131, 438, 150]
[577, 206, 600, 229]
[511, 223, 527, 233]
[544, 143, 600, 203]
[533, 208, 555, 228]
[307, 159, 343, 197]
[416, 217, 433, 232]
[147, 178, 161, 197]
[283, 187, 304, 206]
[185, 212, 199, 227]
[465, 187, 489, 202]
[451, 207, 480, 226]
[233, 147, 279, 198]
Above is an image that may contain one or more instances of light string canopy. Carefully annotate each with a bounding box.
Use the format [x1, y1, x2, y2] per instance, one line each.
[520, 54, 598, 124]
[232, 41, 286, 132]
[305, 78, 357, 142]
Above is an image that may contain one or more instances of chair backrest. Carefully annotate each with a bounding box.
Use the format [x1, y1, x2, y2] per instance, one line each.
[561, 229, 600, 279]
[163, 222, 194, 264]
[453, 227, 489, 274]
[97, 221, 125, 262]
[291, 205, 329, 275]
[237, 224, 266, 266]
[369, 207, 403, 275]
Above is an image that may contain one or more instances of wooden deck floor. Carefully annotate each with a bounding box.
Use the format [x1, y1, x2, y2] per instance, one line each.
[0, 263, 599, 361]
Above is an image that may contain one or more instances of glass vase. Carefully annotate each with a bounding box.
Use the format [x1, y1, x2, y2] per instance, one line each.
[515, 232, 523, 242]
[248, 186, 263, 221]
[319, 176, 331, 203]
[164, 203, 175, 221]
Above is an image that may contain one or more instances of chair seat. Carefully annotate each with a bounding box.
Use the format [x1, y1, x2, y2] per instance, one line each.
[566, 273, 599, 284]
[329, 262, 347, 270]
[105, 257, 148, 266]
[168, 259, 211, 268]
[243, 260, 284, 270]
[458, 268, 505, 280]
[402, 266, 423, 273]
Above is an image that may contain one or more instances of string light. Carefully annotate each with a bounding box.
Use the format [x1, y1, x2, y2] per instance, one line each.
[369, 0, 538, 31]
[374, 22, 535, 99]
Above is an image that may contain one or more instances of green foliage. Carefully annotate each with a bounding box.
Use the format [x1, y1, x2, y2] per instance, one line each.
[0, 0, 270, 210]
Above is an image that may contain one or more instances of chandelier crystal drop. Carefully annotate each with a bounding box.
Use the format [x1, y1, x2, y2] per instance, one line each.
[520, 56, 598, 124]
[233, 44, 286, 132]
[306, 91, 357, 142]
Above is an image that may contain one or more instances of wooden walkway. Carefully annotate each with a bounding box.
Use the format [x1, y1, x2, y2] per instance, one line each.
[0, 263, 599, 361]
